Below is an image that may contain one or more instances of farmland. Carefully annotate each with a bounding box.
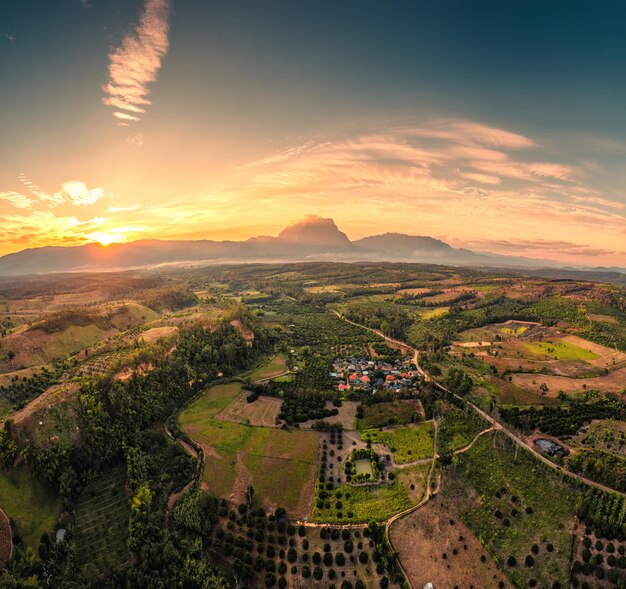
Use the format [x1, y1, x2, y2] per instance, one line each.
[0, 465, 61, 550]
[1, 263, 626, 588]
[73, 466, 130, 575]
[455, 433, 579, 588]
[362, 422, 435, 463]
[179, 382, 319, 516]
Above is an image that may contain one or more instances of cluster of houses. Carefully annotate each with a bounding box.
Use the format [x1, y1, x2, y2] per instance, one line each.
[330, 357, 419, 394]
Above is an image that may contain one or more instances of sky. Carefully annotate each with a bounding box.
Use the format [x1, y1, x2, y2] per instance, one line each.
[1, 0, 626, 266]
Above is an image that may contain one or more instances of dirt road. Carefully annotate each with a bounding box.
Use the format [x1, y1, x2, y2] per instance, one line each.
[332, 310, 626, 499]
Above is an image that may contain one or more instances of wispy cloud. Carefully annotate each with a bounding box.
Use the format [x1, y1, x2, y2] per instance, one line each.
[0, 191, 35, 209]
[0, 32, 16, 42]
[103, 0, 171, 124]
[231, 119, 626, 264]
[7, 175, 107, 209]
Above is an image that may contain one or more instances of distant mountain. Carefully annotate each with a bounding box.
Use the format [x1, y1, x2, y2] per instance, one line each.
[353, 233, 457, 258]
[0, 215, 623, 278]
[277, 215, 351, 248]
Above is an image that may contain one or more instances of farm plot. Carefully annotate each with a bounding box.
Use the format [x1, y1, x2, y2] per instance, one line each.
[248, 354, 288, 381]
[455, 433, 579, 588]
[510, 366, 626, 396]
[179, 383, 320, 517]
[390, 481, 513, 589]
[523, 339, 599, 361]
[356, 399, 424, 430]
[216, 391, 281, 427]
[0, 465, 61, 550]
[74, 466, 130, 572]
[362, 422, 434, 463]
[438, 406, 489, 454]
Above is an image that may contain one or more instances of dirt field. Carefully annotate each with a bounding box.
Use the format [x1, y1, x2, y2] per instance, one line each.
[391, 490, 512, 589]
[216, 392, 281, 427]
[318, 400, 358, 430]
[510, 366, 626, 396]
[139, 325, 177, 343]
[396, 287, 432, 296]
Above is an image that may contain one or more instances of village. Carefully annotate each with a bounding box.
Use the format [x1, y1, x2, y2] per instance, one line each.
[330, 356, 420, 393]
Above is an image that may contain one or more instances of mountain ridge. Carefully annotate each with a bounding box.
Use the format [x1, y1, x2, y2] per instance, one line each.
[0, 215, 623, 278]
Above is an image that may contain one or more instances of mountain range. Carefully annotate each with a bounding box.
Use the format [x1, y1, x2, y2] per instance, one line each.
[0, 215, 623, 279]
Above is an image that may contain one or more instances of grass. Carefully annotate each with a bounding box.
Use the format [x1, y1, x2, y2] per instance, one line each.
[248, 354, 288, 381]
[179, 382, 319, 513]
[313, 481, 412, 523]
[438, 407, 488, 454]
[523, 339, 599, 361]
[0, 465, 61, 549]
[455, 433, 579, 588]
[313, 462, 430, 523]
[417, 306, 450, 319]
[362, 422, 434, 463]
[74, 466, 130, 573]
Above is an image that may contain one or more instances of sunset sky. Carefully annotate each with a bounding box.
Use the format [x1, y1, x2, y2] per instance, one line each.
[1, 0, 626, 265]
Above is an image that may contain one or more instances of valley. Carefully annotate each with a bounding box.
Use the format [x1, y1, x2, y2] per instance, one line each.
[0, 262, 624, 588]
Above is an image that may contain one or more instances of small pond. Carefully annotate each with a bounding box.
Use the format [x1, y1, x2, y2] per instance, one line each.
[354, 458, 373, 476]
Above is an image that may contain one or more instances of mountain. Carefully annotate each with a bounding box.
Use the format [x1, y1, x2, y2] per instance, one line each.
[276, 215, 351, 248]
[0, 215, 623, 278]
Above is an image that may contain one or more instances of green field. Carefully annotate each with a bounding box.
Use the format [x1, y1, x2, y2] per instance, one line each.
[438, 406, 488, 454]
[362, 422, 434, 463]
[0, 466, 61, 549]
[179, 382, 319, 513]
[313, 462, 429, 523]
[417, 306, 450, 319]
[455, 434, 579, 588]
[74, 466, 130, 574]
[248, 353, 288, 381]
[523, 339, 599, 360]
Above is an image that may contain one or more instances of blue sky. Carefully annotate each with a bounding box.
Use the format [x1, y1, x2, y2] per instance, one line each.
[1, 0, 625, 263]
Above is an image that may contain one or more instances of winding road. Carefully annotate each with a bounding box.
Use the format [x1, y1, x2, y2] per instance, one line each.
[332, 310, 626, 498]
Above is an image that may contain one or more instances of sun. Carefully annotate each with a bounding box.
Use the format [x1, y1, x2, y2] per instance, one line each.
[86, 231, 123, 246]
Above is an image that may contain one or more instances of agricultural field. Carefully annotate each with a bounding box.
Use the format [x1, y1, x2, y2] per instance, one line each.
[248, 354, 288, 381]
[438, 406, 489, 454]
[523, 339, 599, 361]
[571, 419, 626, 454]
[356, 399, 424, 430]
[217, 391, 282, 427]
[0, 465, 61, 550]
[208, 502, 402, 588]
[390, 485, 513, 589]
[362, 422, 434, 464]
[73, 466, 130, 574]
[312, 473, 425, 524]
[454, 433, 579, 588]
[179, 382, 320, 516]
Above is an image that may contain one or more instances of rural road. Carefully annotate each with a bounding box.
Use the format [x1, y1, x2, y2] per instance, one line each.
[332, 310, 626, 499]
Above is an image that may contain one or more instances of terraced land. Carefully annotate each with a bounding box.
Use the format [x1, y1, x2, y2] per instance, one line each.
[179, 382, 320, 517]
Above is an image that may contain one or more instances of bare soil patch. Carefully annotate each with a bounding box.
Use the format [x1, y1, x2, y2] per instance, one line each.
[511, 366, 626, 396]
[322, 400, 358, 430]
[390, 488, 512, 589]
